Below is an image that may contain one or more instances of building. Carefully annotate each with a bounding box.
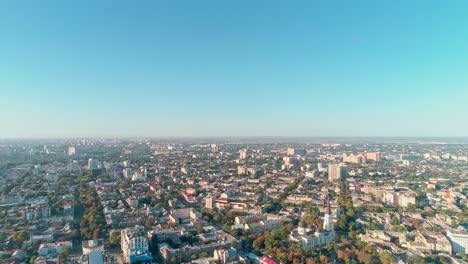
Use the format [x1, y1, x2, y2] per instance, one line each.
[82, 240, 104, 255]
[447, 229, 468, 254]
[68, 146, 76, 156]
[87, 250, 104, 264]
[129, 248, 152, 264]
[126, 196, 139, 208]
[408, 231, 451, 254]
[328, 164, 347, 181]
[382, 190, 416, 208]
[67, 160, 80, 172]
[24, 205, 51, 220]
[88, 159, 99, 170]
[205, 194, 215, 210]
[366, 152, 381, 162]
[121, 226, 148, 262]
[168, 208, 203, 225]
[343, 154, 366, 164]
[38, 241, 72, 256]
[237, 166, 247, 175]
[289, 203, 335, 248]
[283, 157, 299, 166]
[245, 220, 283, 234]
[287, 148, 307, 156]
[239, 149, 248, 160]
[260, 256, 279, 264]
[1, 194, 23, 204]
[211, 144, 219, 153]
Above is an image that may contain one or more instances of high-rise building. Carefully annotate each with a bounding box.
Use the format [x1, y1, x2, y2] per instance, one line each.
[447, 229, 468, 253]
[287, 148, 307, 156]
[328, 164, 347, 181]
[283, 157, 299, 166]
[68, 160, 80, 172]
[239, 149, 247, 160]
[211, 144, 219, 153]
[121, 226, 148, 261]
[366, 152, 381, 162]
[68, 146, 76, 156]
[343, 154, 366, 164]
[88, 159, 99, 170]
[205, 194, 214, 209]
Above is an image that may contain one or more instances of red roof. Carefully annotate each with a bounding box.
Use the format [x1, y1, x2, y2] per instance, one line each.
[182, 191, 196, 198]
[147, 182, 161, 189]
[260, 256, 279, 264]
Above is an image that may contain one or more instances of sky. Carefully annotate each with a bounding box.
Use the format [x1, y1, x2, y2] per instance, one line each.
[0, 1, 467, 138]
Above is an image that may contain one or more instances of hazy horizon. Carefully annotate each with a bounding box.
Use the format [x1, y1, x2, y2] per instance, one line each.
[1, 1, 468, 138]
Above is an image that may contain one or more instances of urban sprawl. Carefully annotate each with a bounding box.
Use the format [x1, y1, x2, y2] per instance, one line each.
[0, 139, 467, 264]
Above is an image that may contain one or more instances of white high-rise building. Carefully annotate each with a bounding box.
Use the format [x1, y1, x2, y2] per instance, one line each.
[211, 144, 219, 153]
[121, 226, 148, 260]
[205, 194, 214, 209]
[447, 229, 468, 253]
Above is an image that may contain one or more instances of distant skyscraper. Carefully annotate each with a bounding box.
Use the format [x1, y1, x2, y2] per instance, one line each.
[283, 157, 299, 166]
[287, 148, 307, 156]
[343, 153, 366, 164]
[68, 160, 80, 172]
[68, 146, 76, 156]
[328, 164, 347, 181]
[211, 144, 219, 153]
[88, 158, 99, 170]
[205, 194, 214, 209]
[239, 149, 247, 160]
[366, 152, 381, 162]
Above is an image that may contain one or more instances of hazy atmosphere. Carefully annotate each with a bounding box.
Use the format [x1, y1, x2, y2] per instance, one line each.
[1, 1, 467, 138]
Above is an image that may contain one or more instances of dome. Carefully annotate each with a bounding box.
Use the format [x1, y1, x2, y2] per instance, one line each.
[315, 227, 325, 235]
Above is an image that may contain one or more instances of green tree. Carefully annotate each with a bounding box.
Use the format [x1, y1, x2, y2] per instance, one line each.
[390, 216, 400, 225]
[109, 235, 121, 247]
[12, 230, 29, 246]
[379, 251, 395, 264]
[407, 256, 425, 264]
[58, 247, 71, 264]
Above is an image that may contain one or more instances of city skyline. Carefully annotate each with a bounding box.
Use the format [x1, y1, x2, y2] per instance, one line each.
[1, 1, 468, 138]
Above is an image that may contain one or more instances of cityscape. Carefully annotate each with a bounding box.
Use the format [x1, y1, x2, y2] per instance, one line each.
[1, 1, 468, 264]
[0, 139, 466, 263]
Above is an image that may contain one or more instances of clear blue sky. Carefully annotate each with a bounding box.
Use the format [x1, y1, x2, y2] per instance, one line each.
[1, 1, 467, 138]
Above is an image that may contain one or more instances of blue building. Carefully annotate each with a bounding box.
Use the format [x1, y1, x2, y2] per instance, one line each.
[129, 247, 153, 264]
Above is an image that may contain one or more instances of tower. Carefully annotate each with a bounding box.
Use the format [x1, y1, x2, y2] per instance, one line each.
[239, 149, 247, 160]
[328, 164, 347, 181]
[205, 194, 214, 209]
[323, 202, 334, 232]
[298, 220, 306, 235]
[68, 146, 76, 156]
